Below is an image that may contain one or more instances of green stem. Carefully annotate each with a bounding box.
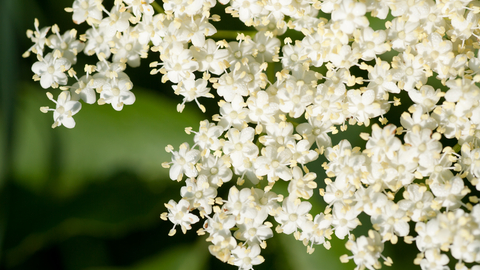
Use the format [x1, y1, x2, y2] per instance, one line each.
[267, 62, 276, 84]
[453, 143, 461, 153]
[211, 30, 257, 40]
[151, 1, 164, 13]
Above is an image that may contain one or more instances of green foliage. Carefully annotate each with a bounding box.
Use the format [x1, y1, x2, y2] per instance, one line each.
[12, 83, 202, 195]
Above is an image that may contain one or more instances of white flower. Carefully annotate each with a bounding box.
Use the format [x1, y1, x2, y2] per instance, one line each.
[99, 77, 135, 111]
[203, 211, 236, 237]
[47, 28, 85, 64]
[403, 127, 442, 176]
[309, 80, 347, 125]
[365, 124, 401, 162]
[27, 0, 480, 269]
[408, 85, 441, 112]
[185, 16, 217, 48]
[250, 188, 282, 216]
[24, 19, 50, 57]
[252, 31, 280, 63]
[365, 0, 389, 19]
[216, 70, 250, 102]
[217, 95, 249, 130]
[246, 90, 279, 125]
[223, 186, 258, 223]
[353, 27, 389, 61]
[400, 105, 438, 131]
[325, 140, 366, 189]
[163, 199, 200, 235]
[331, 202, 361, 239]
[83, 26, 113, 58]
[173, 78, 213, 112]
[328, 44, 361, 69]
[344, 230, 384, 270]
[296, 118, 333, 149]
[161, 43, 199, 83]
[419, 249, 449, 270]
[330, 0, 368, 34]
[430, 176, 465, 210]
[31, 53, 71, 89]
[163, 0, 214, 16]
[123, 0, 154, 17]
[261, 122, 298, 149]
[111, 27, 149, 68]
[366, 59, 400, 95]
[198, 155, 233, 187]
[354, 186, 387, 217]
[290, 139, 319, 165]
[234, 212, 273, 245]
[42, 91, 82, 129]
[94, 60, 128, 81]
[444, 78, 480, 113]
[301, 33, 328, 67]
[255, 146, 293, 182]
[391, 51, 427, 91]
[415, 218, 451, 252]
[99, 5, 132, 37]
[398, 184, 435, 222]
[387, 18, 420, 51]
[230, 244, 265, 270]
[264, 0, 292, 20]
[450, 232, 480, 264]
[415, 32, 453, 71]
[277, 79, 314, 118]
[449, 10, 478, 41]
[208, 229, 237, 263]
[281, 41, 308, 70]
[225, 39, 256, 66]
[180, 177, 217, 215]
[69, 73, 98, 104]
[371, 200, 410, 241]
[323, 179, 356, 206]
[274, 197, 312, 235]
[70, 0, 103, 24]
[192, 120, 224, 154]
[299, 213, 333, 250]
[229, 0, 266, 24]
[191, 39, 229, 75]
[346, 89, 382, 126]
[459, 143, 480, 185]
[167, 143, 201, 181]
[287, 166, 317, 200]
[222, 127, 259, 168]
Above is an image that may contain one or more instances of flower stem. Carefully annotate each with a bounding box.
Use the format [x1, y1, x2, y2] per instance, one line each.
[453, 143, 461, 153]
[151, 1, 164, 13]
[267, 62, 276, 84]
[211, 30, 257, 40]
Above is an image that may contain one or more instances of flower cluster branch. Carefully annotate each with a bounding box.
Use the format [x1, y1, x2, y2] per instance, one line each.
[25, 0, 480, 269]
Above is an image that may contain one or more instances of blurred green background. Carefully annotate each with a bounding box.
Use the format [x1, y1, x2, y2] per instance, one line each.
[0, 0, 423, 269]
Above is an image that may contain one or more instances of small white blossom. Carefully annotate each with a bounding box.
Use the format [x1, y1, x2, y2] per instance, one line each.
[230, 244, 265, 270]
[167, 143, 201, 181]
[344, 230, 384, 270]
[163, 199, 200, 235]
[274, 197, 312, 235]
[32, 53, 71, 89]
[42, 91, 82, 129]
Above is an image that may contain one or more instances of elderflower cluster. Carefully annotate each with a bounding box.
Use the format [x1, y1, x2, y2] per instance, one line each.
[25, 0, 480, 269]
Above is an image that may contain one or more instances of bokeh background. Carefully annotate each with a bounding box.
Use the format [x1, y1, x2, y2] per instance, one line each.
[0, 0, 432, 269]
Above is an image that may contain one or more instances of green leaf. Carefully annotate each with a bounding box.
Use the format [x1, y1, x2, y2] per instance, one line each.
[12, 82, 203, 196]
